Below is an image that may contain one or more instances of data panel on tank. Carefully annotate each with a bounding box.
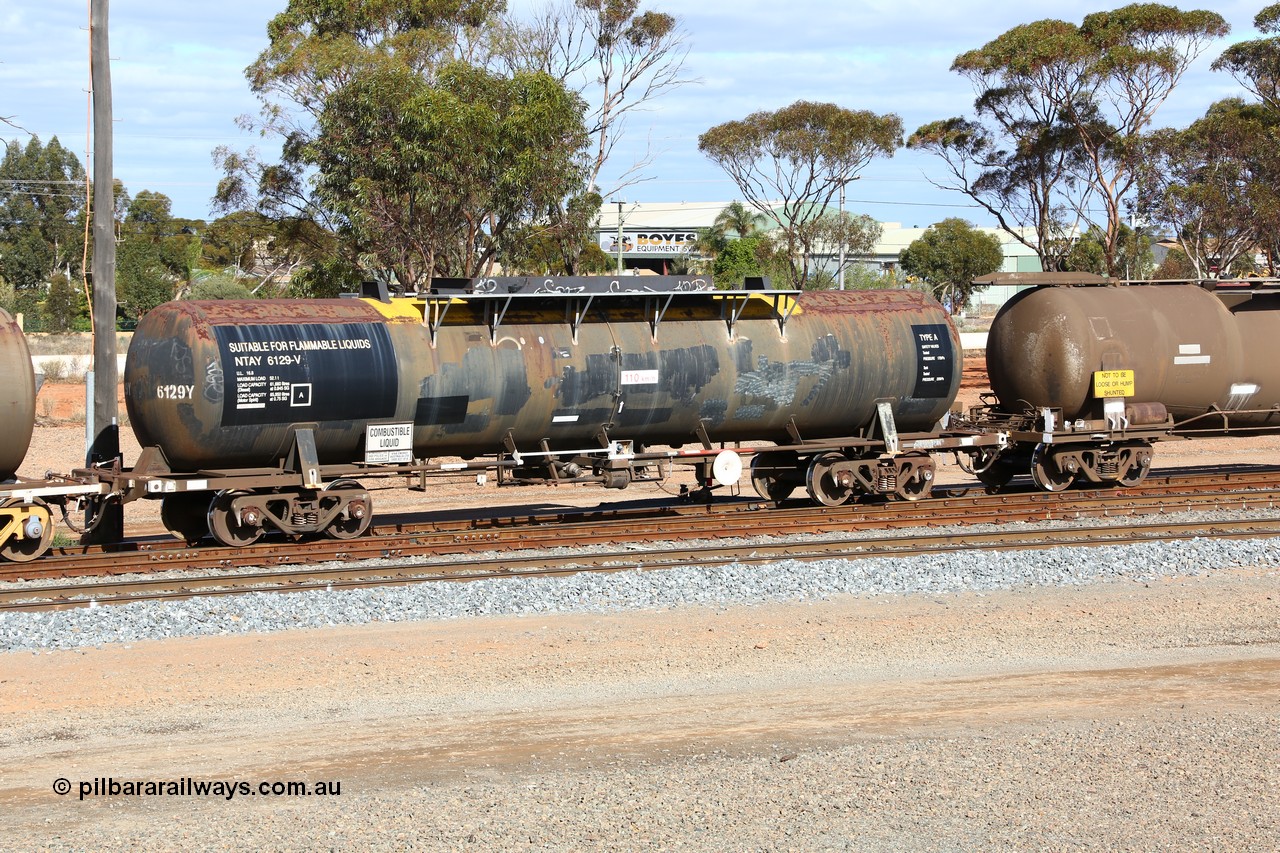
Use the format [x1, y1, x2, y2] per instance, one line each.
[911, 323, 954, 398]
[213, 323, 399, 427]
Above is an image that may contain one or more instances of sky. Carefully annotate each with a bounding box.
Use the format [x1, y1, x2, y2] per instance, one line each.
[0, 0, 1268, 228]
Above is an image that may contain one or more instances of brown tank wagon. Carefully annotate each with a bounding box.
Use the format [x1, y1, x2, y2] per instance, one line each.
[0, 310, 111, 561]
[0, 309, 49, 561]
[969, 275, 1280, 491]
[0, 309, 36, 480]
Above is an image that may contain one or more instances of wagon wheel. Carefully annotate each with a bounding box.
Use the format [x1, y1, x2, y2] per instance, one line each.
[1114, 441, 1154, 488]
[970, 447, 1017, 491]
[207, 490, 265, 547]
[976, 461, 1017, 491]
[160, 493, 210, 544]
[750, 452, 797, 504]
[1029, 444, 1075, 492]
[0, 498, 54, 563]
[893, 455, 935, 502]
[323, 479, 373, 540]
[805, 452, 854, 507]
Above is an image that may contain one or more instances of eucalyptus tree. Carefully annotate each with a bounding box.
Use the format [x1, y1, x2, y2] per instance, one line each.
[908, 102, 1086, 272]
[199, 211, 316, 294]
[1061, 222, 1154, 279]
[815, 211, 882, 287]
[1138, 99, 1280, 277]
[699, 101, 902, 285]
[115, 191, 202, 319]
[216, 0, 591, 286]
[217, 0, 504, 215]
[1213, 4, 1280, 112]
[0, 136, 86, 292]
[202, 211, 272, 278]
[497, 0, 690, 273]
[898, 219, 1003, 313]
[506, 0, 690, 193]
[497, 189, 608, 275]
[311, 60, 588, 283]
[1208, 5, 1280, 273]
[41, 273, 86, 332]
[913, 4, 1229, 276]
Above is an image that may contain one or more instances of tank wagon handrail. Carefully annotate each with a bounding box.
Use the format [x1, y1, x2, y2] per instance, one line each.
[972, 271, 1113, 287]
[425, 274, 719, 296]
[414, 287, 802, 347]
[1193, 277, 1280, 293]
[714, 290, 800, 340]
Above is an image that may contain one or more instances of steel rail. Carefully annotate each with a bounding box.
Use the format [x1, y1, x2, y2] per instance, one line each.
[7, 466, 1280, 578]
[6, 469, 1280, 582]
[5, 516, 1279, 613]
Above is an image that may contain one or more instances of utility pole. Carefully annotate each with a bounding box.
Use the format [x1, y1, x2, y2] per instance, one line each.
[838, 182, 846, 290]
[613, 200, 625, 275]
[836, 176, 860, 290]
[86, 0, 123, 542]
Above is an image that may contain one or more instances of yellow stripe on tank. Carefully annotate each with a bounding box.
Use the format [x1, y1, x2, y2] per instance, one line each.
[360, 297, 427, 322]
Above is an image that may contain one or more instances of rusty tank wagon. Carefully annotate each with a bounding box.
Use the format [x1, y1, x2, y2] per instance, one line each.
[0, 309, 51, 560]
[123, 278, 971, 544]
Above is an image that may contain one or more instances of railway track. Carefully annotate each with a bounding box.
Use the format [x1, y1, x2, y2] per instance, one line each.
[3, 465, 1278, 582]
[4, 467, 1280, 612]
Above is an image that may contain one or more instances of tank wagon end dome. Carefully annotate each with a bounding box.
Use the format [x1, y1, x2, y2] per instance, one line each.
[0, 309, 36, 480]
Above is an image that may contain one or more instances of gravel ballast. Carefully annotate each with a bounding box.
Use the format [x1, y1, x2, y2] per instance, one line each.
[4, 533, 1280, 652]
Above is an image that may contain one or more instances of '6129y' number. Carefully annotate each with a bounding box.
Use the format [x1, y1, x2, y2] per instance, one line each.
[156, 384, 196, 401]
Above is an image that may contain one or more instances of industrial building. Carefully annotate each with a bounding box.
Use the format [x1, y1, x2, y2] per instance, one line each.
[594, 201, 1045, 309]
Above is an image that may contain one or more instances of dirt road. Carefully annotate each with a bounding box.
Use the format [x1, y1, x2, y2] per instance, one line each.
[2, 567, 1277, 850]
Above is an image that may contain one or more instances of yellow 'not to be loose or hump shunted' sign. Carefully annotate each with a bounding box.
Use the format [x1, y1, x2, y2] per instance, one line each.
[1093, 369, 1135, 398]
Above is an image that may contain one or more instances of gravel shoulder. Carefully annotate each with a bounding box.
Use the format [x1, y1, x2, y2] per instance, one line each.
[2, 569, 1278, 850]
